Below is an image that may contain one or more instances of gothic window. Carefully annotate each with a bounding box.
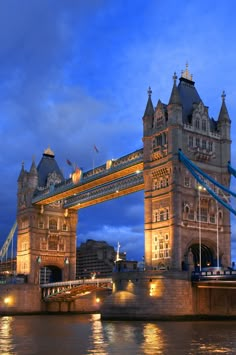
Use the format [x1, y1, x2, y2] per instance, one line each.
[198, 207, 208, 222]
[156, 135, 162, 146]
[188, 136, 193, 148]
[160, 210, 165, 221]
[202, 140, 207, 150]
[202, 120, 207, 131]
[166, 209, 169, 220]
[195, 118, 200, 129]
[49, 219, 57, 230]
[209, 214, 216, 223]
[201, 208, 208, 222]
[218, 210, 223, 223]
[153, 179, 158, 190]
[153, 210, 159, 222]
[184, 204, 190, 214]
[184, 176, 190, 187]
[196, 137, 200, 147]
[208, 141, 213, 152]
[155, 234, 170, 259]
[163, 132, 167, 145]
[62, 224, 68, 231]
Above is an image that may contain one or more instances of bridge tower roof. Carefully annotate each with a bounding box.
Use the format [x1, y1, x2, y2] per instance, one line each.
[37, 147, 64, 187]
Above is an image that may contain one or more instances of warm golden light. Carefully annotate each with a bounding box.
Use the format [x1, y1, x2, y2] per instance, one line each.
[4, 297, 10, 305]
[96, 297, 100, 303]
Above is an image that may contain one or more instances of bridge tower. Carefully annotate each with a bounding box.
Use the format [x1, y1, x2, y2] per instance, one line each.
[16, 147, 77, 284]
[142, 65, 231, 271]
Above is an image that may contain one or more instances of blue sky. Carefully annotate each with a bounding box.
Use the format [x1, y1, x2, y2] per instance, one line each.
[1, 0, 236, 262]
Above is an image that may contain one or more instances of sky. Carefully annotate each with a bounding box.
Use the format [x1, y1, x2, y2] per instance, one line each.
[1, 0, 236, 262]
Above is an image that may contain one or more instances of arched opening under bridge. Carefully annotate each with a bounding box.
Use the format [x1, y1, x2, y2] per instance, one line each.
[39, 266, 62, 284]
[188, 243, 218, 270]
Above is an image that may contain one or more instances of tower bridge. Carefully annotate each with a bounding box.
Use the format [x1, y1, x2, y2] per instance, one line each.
[13, 64, 233, 284]
[1, 65, 236, 318]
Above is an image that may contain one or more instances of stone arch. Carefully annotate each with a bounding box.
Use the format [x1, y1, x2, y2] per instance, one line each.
[39, 265, 62, 284]
[184, 239, 220, 270]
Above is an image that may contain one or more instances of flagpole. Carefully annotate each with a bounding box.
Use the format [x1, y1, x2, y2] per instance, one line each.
[93, 145, 99, 175]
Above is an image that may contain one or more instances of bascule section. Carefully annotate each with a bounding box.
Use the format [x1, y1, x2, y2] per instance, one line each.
[17, 148, 78, 284]
[142, 65, 231, 271]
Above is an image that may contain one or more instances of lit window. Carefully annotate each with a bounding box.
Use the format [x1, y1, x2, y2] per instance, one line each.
[49, 219, 57, 230]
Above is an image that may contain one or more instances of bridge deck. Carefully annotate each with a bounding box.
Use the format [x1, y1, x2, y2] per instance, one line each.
[32, 149, 143, 209]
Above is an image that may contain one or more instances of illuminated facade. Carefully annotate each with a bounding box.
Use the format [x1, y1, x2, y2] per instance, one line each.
[16, 148, 77, 284]
[143, 65, 231, 270]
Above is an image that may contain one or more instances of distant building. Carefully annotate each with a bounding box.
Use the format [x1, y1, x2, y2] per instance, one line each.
[0, 258, 16, 281]
[76, 239, 126, 279]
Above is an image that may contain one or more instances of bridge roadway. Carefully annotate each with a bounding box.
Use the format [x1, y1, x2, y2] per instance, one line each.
[41, 277, 113, 302]
[32, 149, 144, 209]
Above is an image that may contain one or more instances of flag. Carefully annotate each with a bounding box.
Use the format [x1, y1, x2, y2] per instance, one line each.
[94, 145, 99, 153]
[66, 159, 72, 166]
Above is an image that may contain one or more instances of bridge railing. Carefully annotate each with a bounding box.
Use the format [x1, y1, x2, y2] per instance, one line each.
[191, 269, 236, 281]
[41, 278, 113, 299]
[32, 149, 143, 203]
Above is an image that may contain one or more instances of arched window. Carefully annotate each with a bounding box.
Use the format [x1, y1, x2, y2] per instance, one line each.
[202, 120, 207, 131]
[62, 223, 68, 231]
[195, 119, 200, 129]
[49, 219, 57, 230]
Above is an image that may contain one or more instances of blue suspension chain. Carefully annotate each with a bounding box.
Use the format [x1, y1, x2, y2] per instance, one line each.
[178, 150, 236, 215]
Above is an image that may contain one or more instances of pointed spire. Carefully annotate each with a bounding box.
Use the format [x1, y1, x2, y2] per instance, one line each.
[17, 161, 25, 182]
[144, 86, 154, 116]
[30, 156, 38, 176]
[218, 90, 230, 123]
[181, 62, 193, 81]
[168, 72, 181, 105]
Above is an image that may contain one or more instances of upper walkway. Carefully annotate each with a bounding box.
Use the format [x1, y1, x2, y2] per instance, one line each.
[32, 149, 144, 209]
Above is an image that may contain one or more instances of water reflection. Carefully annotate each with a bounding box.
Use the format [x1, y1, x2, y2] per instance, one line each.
[0, 316, 15, 355]
[1, 315, 236, 354]
[88, 314, 108, 354]
[142, 323, 164, 354]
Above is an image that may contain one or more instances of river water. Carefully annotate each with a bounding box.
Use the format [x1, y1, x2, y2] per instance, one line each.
[1, 313, 236, 354]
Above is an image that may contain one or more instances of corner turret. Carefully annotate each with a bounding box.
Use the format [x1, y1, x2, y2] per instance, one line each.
[217, 91, 231, 140]
[167, 72, 182, 126]
[143, 87, 154, 136]
[29, 157, 38, 190]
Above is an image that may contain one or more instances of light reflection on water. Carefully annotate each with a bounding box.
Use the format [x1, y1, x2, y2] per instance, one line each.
[0, 316, 15, 355]
[0, 314, 236, 354]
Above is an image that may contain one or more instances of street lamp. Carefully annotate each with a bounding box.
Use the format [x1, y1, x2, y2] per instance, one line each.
[36, 256, 42, 284]
[216, 199, 219, 268]
[198, 185, 205, 271]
